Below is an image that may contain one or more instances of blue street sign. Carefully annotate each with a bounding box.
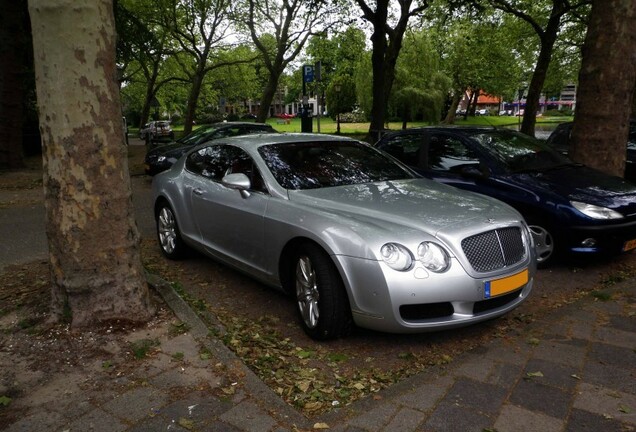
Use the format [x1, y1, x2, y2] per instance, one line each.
[303, 65, 314, 83]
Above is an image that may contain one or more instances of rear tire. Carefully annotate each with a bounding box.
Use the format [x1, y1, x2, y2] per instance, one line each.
[294, 243, 352, 340]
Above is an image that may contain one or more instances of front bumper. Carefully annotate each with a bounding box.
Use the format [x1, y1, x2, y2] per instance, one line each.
[562, 219, 636, 256]
[336, 256, 534, 334]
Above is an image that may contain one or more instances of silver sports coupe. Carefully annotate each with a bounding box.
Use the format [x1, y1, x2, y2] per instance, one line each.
[152, 133, 536, 340]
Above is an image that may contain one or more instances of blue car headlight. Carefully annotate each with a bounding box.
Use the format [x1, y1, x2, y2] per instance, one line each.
[417, 242, 450, 273]
[571, 201, 623, 220]
[380, 243, 413, 271]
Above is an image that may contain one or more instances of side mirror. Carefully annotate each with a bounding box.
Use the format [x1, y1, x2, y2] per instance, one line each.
[222, 173, 251, 197]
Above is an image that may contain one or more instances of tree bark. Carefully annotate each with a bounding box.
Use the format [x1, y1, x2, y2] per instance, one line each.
[29, 0, 153, 326]
[0, 0, 28, 169]
[570, 0, 636, 177]
[520, 17, 560, 137]
[257, 71, 281, 122]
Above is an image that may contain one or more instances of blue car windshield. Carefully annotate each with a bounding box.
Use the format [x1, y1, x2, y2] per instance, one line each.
[259, 141, 415, 190]
[473, 130, 573, 173]
[178, 125, 221, 146]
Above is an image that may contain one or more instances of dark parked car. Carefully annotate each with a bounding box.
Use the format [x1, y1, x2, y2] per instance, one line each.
[152, 133, 535, 339]
[545, 120, 636, 182]
[375, 126, 636, 267]
[144, 122, 276, 175]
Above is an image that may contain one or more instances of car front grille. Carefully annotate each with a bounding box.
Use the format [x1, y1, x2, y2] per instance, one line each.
[461, 227, 526, 272]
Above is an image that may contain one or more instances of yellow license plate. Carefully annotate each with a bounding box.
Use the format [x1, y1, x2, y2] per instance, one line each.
[484, 269, 528, 298]
[623, 239, 636, 252]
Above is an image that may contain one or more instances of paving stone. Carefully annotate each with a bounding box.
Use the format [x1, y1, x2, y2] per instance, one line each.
[424, 401, 494, 432]
[608, 314, 636, 333]
[2, 410, 65, 432]
[532, 340, 587, 368]
[482, 343, 532, 365]
[588, 342, 635, 370]
[101, 386, 170, 423]
[565, 408, 627, 432]
[160, 333, 206, 363]
[383, 407, 426, 431]
[345, 402, 399, 431]
[64, 407, 128, 432]
[508, 379, 572, 418]
[573, 382, 636, 425]
[218, 400, 278, 432]
[149, 366, 221, 389]
[392, 377, 452, 412]
[493, 404, 563, 432]
[453, 354, 497, 382]
[485, 362, 523, 387]
[444, 378, 506, 414]
[582, 360, 635, 394]
[594, 326, 636, 349]
[523, 358, 580, 391]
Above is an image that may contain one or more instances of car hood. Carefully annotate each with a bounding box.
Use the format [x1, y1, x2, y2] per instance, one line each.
[511, 165, 636, 214]
[289, 178, 522, 238]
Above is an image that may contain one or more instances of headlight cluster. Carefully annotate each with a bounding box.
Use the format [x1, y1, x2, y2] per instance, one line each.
[571, 201, 623, 220]
[380, 242, 450, 273]
[157, 156, 167, 162]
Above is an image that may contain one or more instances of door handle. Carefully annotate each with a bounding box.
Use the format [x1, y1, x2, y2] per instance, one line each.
[193, 188, 204, 195]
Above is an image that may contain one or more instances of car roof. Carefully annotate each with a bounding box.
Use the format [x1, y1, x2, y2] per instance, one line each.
[189, 133, 359, 154]
[379, 125, 498, 139]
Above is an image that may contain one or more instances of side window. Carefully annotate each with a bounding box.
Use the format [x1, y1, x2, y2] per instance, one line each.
[185, 145, 267, 193]
[185, 145, 229, 180]
[427, 134, 481, 172]
[380, 134, 422, 166]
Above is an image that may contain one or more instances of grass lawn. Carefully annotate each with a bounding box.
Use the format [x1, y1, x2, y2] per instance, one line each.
[265, 114, 572, 136]
[129, 114, 573, 141]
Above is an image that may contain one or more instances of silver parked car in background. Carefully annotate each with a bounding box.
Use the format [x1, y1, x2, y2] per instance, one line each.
[152, 133, 536, 340]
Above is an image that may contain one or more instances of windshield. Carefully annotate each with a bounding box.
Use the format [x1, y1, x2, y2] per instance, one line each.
[178, 125, 221, 146]
[259, 141, 415, 190]
[473, 130, 573, 173]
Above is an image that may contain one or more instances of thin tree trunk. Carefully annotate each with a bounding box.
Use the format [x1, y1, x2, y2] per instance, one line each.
[520, 20, 559, 137]
[29, 0, 153, 326]
[442, 91, 462, 124]
[570, 0, 636, 177]
[257, 71, 281, 123]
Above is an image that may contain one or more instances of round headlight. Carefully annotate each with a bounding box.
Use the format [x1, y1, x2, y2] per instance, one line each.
[417, 242, 450, 273]
[571, 201, 623, 220]
[380, 243, 413, 271]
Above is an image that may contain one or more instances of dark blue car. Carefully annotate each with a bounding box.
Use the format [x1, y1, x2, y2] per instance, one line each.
[375, 126, 636, 266]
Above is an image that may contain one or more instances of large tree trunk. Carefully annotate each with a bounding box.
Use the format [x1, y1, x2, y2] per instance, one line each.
[0, 0, 28, 169]
[29, 0, 153, 326]
[570, 0, 636, 177]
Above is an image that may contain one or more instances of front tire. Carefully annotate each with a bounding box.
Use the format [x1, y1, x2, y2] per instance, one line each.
[156, 202, 186, 259]
[294, 243, 352, 340]
[528, 221, 556, 267]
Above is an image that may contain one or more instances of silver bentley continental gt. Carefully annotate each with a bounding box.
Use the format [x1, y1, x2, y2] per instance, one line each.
[152, 133, 536, 340]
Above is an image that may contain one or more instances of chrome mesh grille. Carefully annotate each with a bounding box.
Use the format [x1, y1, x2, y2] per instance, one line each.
[461, 227, 525, 272]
